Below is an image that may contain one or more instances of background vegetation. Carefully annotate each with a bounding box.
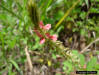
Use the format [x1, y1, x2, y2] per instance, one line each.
[0, 0, 99, 75]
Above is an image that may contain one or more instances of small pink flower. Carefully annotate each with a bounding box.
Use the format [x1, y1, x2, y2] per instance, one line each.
[39, 21, 51, 30]
[46, 33, 57, 41]
[34, 29, 43, 38]
[43, 24, 51, 30]
[40, 38, 45, 44]
[39, 21, 44, 29]
[50, 34, 57, 42]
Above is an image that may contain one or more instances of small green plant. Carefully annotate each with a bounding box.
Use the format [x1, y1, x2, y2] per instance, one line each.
[0, 0, 99, 75]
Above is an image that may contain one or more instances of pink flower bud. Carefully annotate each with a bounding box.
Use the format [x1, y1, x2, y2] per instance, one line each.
[39, 21, 44, 29]
[40, 38, 45, 44]
[43, 24, 51, 30]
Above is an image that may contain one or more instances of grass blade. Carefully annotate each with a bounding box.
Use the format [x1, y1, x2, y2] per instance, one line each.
[54, 0, 80, 30]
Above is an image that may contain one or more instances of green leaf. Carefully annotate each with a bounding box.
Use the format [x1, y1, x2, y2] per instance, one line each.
[10, 38, 16, 49]
[52, 54, 57, 59]
[8, 64, 16, 75]
[80, 29, 86, 36]
[56, 26, 64, 34]
[89, 7, 99, 13]
[79, 54, 85, 66]
[77, 21, 82, 26]
[72, 50, 79, 55]
[94, 64, 99, 70]
[63, 61, 73, 73]
[0, 14, 7, 21]
[54, 11, 64, 20]
[96, 51, 99, 55]
[55, 73, 61, 75]
[44, 17, 55, 25]
[10, 59, 23, 75]
[98, 70, 99, 75]
[87, 57, 97, 70]
[80, 12, 86, 19]
[10, 60, 20, 71]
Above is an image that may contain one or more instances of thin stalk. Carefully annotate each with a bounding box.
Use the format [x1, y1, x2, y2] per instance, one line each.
[54, 0, 80, 30]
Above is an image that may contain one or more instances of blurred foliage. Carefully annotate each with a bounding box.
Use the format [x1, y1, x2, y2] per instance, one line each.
[0, 0, 99, 75]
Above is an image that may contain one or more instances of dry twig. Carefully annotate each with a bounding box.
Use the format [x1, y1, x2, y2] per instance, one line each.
[25, 46, 33, 72]
[80, 38, 99, 53]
